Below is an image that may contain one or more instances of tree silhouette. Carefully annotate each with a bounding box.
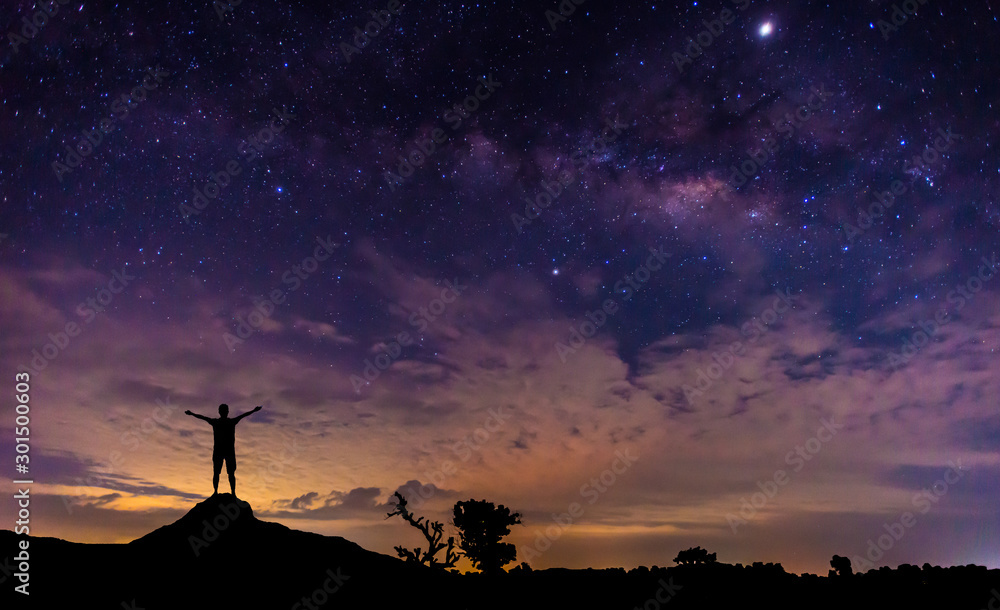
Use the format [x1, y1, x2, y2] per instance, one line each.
[673, 546, 718, 565]
[830, 554, 853, 577]
[452, 498, 522, 574]
[385, 491, 459, 569]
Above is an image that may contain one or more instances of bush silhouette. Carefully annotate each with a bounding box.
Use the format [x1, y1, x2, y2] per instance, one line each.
[673, 546, 718, 565]
[830, 554, 853, 577]
[385, 491, 459, 569]
[452, 498, 522, 574]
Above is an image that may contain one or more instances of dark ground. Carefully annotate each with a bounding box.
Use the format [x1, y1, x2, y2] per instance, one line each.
[2, 494, 998, 609]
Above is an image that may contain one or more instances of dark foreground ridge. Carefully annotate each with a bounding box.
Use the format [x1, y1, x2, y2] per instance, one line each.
[2, 494, 999, 609]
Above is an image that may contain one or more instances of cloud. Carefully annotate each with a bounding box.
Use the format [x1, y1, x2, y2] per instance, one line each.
[264, 486, 386, 519]
[290, 491, 319, 509]
[291, 316, 355, 343]
[5, 240, 1000, 575]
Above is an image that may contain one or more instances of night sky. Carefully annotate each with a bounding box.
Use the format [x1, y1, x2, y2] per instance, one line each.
[1, 0, 999, 575]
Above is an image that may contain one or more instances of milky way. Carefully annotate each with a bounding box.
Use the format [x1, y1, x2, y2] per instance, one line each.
[1, 0, 998, 574]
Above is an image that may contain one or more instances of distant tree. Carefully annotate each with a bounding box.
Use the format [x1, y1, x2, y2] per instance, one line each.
[673, 546, 718, 565]
[452, 498, 522, 574]
[830, 555, 853, 577]
[385, 491, 459, 569]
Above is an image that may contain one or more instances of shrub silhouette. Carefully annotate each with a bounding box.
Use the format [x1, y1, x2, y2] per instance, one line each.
[673, 546, 718, 565]
[452, 498, 522, 574]
[830, 554, 853, 577]
[385, 491, 459, 569]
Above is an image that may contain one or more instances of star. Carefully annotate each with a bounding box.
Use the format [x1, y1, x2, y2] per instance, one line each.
[4, 0, 996, 577]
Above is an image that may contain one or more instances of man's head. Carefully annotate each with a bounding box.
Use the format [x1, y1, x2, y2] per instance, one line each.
[219, 404, 229, 418]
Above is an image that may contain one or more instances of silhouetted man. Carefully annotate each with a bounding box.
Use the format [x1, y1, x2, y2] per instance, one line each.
[185, 404, 262, 496]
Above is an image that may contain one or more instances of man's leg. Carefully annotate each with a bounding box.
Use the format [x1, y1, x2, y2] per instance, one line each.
[227, 453, 237, 496]
[213, 454, 223, 495]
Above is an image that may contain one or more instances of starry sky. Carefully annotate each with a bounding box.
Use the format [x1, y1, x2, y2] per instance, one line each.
[1, 0, 999, 576]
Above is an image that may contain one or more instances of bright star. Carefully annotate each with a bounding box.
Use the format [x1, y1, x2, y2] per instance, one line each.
[759, 22, 773, 37]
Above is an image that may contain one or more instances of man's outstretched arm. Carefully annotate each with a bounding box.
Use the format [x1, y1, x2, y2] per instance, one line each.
[185, 410, 212, 422]
[234, 405, 263, 422]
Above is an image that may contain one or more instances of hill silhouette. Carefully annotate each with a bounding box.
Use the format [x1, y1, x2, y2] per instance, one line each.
[1, 494, 455, 609]
[3, 494, 999, 609]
